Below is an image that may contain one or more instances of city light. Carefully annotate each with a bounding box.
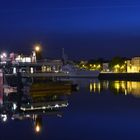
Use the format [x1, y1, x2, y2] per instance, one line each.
[1, 114, 8, 122]
[0, 52, 7, 59]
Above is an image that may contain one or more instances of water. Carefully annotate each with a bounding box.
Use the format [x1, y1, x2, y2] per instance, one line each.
[1, 79, 140, 140]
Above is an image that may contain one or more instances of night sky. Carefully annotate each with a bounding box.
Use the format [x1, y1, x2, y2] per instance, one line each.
[0, 0, 140, 60]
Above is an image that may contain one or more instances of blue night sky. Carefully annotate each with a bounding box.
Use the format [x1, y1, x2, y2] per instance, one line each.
[0, 0, 140, 60]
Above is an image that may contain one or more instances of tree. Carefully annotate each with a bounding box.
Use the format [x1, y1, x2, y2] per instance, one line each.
[109, 57, 126, 72]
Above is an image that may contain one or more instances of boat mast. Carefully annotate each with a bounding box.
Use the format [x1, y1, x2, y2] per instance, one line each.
[62, 48, 68, 65]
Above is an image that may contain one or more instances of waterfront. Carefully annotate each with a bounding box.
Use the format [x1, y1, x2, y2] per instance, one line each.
[1, 79, 140, 140]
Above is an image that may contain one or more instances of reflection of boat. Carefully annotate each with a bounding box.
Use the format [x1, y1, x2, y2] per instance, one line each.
[0, 79, 77, 133]
[4, 85, 17, 95]
[62, 64, 100, 78]
[0, 66, 78, 133]
[30, 81, 78, 98]
[0, 91, 69, 133]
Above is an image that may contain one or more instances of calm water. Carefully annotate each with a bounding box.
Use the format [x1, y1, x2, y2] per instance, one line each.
[1, 79, 140, 140]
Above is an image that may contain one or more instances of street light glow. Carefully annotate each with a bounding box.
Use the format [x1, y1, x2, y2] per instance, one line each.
[35, 46, 40, 52]
[1, 52, 7, 58]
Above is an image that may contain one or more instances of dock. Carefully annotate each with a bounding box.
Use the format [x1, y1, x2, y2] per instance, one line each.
[99, 72, 140, 81]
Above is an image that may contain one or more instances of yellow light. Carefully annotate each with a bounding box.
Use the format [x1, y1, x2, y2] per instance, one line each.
[90, 83, 93, 92]
[98, 83, 101, 92]
[114, 81, 120, 92]
[35, 125, 41, 133]
[35, 46, 40, 52]
[97, 65, 101, 69]
[114, 64, 120, 68]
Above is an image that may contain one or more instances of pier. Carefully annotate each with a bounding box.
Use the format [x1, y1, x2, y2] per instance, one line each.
[99, 72, 140, 81]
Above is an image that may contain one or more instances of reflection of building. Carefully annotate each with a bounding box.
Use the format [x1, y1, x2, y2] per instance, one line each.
[126, 82, 140, 97]
[0, 79, 77, 133]
[109, 81, 140, 97]
[90, 82, 101, 93]
[89, 80, 140, 98]
[90, 80, 109, 93]
[127, 57, 140, 72]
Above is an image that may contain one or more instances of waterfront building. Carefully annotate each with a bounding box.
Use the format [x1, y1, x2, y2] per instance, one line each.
[1, 52, 63, 74]
[102, 63, 109, 72]
[127, 57, 140, 73]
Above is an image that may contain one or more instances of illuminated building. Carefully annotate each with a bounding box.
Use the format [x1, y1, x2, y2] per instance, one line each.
[102, 63, 109, 72]
[0, 52, 63, 74]
[127, 57, 140, 73]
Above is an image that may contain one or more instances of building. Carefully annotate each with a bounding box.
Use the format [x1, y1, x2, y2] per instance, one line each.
[102, 63, 109, 72]
[0, 52, 63, 74]
[127, 57, 140, 73]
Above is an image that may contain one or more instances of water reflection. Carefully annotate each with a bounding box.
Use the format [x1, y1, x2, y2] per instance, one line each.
[90, 80, 140, 98]
[90, 81, 101, 93]
[0, 80, 77, 133]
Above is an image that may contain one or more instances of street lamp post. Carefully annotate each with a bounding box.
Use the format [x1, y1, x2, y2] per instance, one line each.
[34, 45, 42, 61]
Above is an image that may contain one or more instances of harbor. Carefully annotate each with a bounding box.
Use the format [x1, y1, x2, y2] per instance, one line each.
[2, 0, 140, 139]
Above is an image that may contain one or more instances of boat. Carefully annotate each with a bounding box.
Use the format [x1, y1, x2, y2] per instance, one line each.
[61, 64, 100, 78]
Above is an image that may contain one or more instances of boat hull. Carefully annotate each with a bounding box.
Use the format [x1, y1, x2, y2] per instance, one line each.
[67, 70, 100, 78]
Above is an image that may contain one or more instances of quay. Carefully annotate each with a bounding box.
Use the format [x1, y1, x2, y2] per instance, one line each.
[21, 72, 99, 78]
[99, 72, 140, 81]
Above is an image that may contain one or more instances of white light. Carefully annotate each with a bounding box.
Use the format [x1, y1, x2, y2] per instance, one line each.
[30, 67, 34, 73]
[26, 115, 30, 118]
[13, 103, 17, 110]
[13, 67, 16, 74]
[42, 106, 46, 109]
[2, 53, 7, 58]
[1, 114, 7, 122]
[55, 104, 59, 108]
[0, 55, 3, 59]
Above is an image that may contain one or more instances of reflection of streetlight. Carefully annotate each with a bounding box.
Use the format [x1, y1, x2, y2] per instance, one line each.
[35, 125, 41, 133]
[34, 115, 42, 133]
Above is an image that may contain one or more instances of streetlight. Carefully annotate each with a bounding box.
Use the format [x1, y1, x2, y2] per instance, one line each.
[35, 45, 41, 52]
[0, 52, 7, 63]
[32, 44, 42, 62]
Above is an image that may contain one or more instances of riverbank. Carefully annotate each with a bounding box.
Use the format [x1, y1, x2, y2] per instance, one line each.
[99, 72, 140, 81]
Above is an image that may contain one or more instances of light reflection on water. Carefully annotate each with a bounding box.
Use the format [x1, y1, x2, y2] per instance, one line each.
[89, 80, 140, 98]
[0, 80, 76, 133]
[1, 78, 140, 139]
